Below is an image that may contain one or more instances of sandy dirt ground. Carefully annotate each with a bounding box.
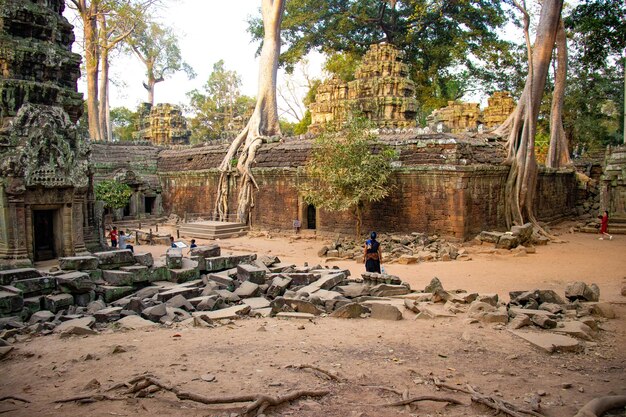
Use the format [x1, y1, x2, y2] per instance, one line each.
[1, 223, 625, 417]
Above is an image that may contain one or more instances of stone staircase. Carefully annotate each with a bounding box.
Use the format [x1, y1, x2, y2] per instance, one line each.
[177, 221, 249, 240]
[579, 216, 626, 235]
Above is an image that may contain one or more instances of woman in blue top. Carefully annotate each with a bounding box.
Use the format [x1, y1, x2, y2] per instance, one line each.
[364, 231, 383, 273]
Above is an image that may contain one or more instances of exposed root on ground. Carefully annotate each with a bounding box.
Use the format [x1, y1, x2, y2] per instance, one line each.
[284, 363, 345, 382]
[573, 396, 626, 417]
[0, 396, 31, 403]
[62, 374, 329, 417]
[379, 395, 465, 407]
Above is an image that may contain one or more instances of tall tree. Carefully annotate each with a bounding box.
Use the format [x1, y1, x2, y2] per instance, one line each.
[214, 0, 285, 223]
[126, 19, 195, 104]
[186, 60, 255, 141]
[546, 18, 570, 168]
[68, 0, 101, 140]
[248, 0, 512, 115]
[495, 0, 564, 228]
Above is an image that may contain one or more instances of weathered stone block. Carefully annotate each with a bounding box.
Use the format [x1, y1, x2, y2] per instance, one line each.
[23, 296, 42, 315]
[58, 256, 99, 271]
[0, 268, 43, 285]
[369, 303, 403, 320]
[102, 270, 135, 286]
[282, 272, 321, 286]
[94, 307, 123, 323]
[273, 298, 324, 315]
[120, 265, 151, 282]
[94, 250, 135, 269]
[74, 291, 96, 307]
[234, 281, 260, 299]
[511, 223, 533, 245]
[266, 276, 292, 298]
[56, 272, 95, 293]
[166, 248, 183, 269]
[43, 293, 74, 313]
[12, 276, 56, 296]
[204, 254, 257, 272]
[496, 234, 519, 249]
[206, 273, 235, 290]
[192, 305, 250, 320]
[190, 245, 221, 259]
[479, 231, 502, 244]
[565, 282, 599, 302]
[98, 285, 134, 303]
[330, 303, 369, 318]
[370, 284, 410, 297]
[242, 297, 271, 310]
[156, 287, 199, 302]
[133, 252, 154, 267]
[169, 261, 200, 283]
[149, 261, 171, 281]
[237, 264, 266, 284]
[0, 286, 23, 315]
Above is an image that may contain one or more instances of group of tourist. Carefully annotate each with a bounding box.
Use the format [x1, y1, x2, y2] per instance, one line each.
[108, 226, 133, 253]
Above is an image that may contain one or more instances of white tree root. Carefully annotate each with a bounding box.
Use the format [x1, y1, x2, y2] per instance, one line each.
[573, 396, 626, 417]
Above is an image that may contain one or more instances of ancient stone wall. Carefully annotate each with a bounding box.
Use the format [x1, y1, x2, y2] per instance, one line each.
[309, 44, 417, 132]
[133, 103, 191, 145]
[483, 91, 515, 128]
[154, 133, 576, 239]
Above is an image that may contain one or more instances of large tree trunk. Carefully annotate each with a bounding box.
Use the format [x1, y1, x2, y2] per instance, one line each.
[214, 0, 284, 223]
[98, 46, 110, 141]
[82, 0, 102, 141]
[546, 18, 571, 168]
[495, 0, 564, 228]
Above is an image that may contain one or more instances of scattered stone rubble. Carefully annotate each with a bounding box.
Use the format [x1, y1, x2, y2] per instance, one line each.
[317, 233, 471, 264]
[475, 222, 549, 250]
[0, 245, 618, 355]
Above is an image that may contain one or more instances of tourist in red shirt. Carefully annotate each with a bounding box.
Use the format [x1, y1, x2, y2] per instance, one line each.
[598, 211, 613, 240]
[109, 226, 118, 247]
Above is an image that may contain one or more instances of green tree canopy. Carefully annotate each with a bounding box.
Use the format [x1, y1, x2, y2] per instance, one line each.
[95, 180, 133, 209]
[110, 107, 137, 141]
[302, 117, 397, 237]
[186, 60, 255, 141]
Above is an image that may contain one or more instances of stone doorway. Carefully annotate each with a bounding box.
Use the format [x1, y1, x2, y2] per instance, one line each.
[145, 196, 156, 215]
[306, 204, 316, 230]
[33, 209, 57, 261]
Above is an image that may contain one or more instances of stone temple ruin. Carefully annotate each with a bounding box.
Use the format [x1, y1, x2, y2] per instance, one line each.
[427, 91, 516, 134]
[0, 0, 97, 268]
[309, 43, 418, 132]
[133, 102, 191, 145]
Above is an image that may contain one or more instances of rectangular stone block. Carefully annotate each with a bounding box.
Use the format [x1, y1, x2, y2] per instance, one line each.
[12, 276, 56, 296]
[190, 255, 206, 271]
[204, 254, 257, 273]
[94, 250, 135, 269]
[74, 291, 96, 307]
[149, 261, 171, 282]
[56, 272, 95, 294]
[156, 287, 199, 302]
[234, 281, 260, 299]
[0, 286, 23, 315]
[169, 267, 200, 284]
[120, 265, 151, 282]
[266, 276, 292, 298]
[94, 307, 123, 323]
[133, 252, 154, 267]
[23, 296, 42, 315]
[166, 248, 183, 269]
[43, 293, 74, 313]
[58, 256, 99, 271]
[206, 273, 234, 290]
[237, 264, 266, 284]
[102, 270, 135, 286]
[98, 285, 135, 303]
[190, 245, 221, 259]
[297, 272, 346, 295]
[84, 269, 103, 281]
[282, 272, 321, 286]
[0, 268, 43, 285]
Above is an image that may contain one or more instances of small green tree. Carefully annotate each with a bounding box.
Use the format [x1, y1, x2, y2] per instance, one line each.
[302, 117, 397, 238]
[95, 180, 133, 210]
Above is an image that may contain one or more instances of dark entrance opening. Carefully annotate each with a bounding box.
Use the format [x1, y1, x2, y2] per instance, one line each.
[123, 203, 131, 217]
[306, 204, 316, 229]
[145, 196, 156, 215]
[33, 210, 56, 261]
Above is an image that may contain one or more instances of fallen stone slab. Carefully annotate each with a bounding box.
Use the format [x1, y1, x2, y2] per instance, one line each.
[282, 272, 321, 286]
[496, 233, 519, 249]
[120, 265, 151, 283]
[242, 297, 271, 310]
[591, 302, 616, 319]
[87, 300, 106, 314]
[565, 281, 599, 302]
[192, 305, 250, 320]
[190, 245, 221, 259]
[508, 307, 558, 320]
[133, 252, 154, 267]
[23, 296, 42, 315]
[0, 268, 43, 285]
[329, 303, 369, 318]
[509, 313, 531, 329]
[116, 315, 157, 330]
[98, 285, 135, 303]
[56, 271, 95, 293]
[43, 293, 73, 313]
[94, 250, 135, 270]
[237, 264, 266, 284]
[54, 316, 95, 333]
[0, 288, 24, 315]
[414, 304, 456, 319]
[476, 294, 498, 306]
[214, 289, 240, 303]
[102, 270, 135, 286]
[149, 261, 171, 282]
[479, 231, 503, 244]
[553, 321, 595, 341]
[169, 259, 200, 283]
[58, 256, 99, 271]
[206, 272, 235, 290]
[29, 310, 55, 324]
[335, 283, 369, 298]
[156, 287, 199, 303]
[277, 298, 324, 315]
[12, 276, 56, 296]
[94, 307, 123, 323]
[276, 312, 316, 320]
[205, 254, 257, 273]
[166, 248, 183, 269]
[0, 346, 14, 359]
[312, 289, 345, 302]
[142, 304, 167, 321]
[234, 281, 260, 299]
[268, 262, 296, 273]
[369, 303, 403, 320]
[166, 294, 195, 311]
[509, 330, 582, 353]
[370, 284, 410, 297]
[266, 276, 292, 298]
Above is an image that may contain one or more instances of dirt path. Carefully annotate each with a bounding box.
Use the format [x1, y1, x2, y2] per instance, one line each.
[2, 225, 625, 417]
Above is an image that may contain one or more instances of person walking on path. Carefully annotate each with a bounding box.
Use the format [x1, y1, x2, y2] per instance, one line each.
[599, 210, 613, 240]
[364, 231, 383, 273]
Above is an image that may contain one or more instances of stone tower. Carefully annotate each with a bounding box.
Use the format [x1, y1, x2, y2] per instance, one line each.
[309, 43, 417, 132]
[483, 91, 516, 128]
[133, 103, 191, 145]
[0, 0, 92, 268]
